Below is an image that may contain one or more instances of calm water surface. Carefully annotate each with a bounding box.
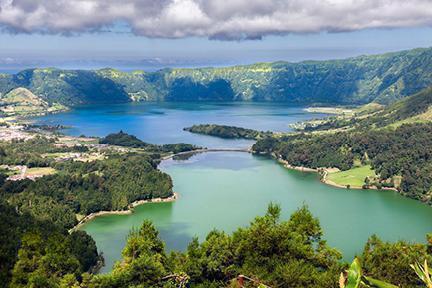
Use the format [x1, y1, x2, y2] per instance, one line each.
[35, 103, 432, 273]
[35, 102, 327, 148]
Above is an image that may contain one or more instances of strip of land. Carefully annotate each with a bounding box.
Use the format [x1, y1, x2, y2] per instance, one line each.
[70, 192, 179, 231]
[276, 157, 397, 191]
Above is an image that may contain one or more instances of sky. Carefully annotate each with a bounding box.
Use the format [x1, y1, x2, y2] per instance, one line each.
[1, 0, 432, 71]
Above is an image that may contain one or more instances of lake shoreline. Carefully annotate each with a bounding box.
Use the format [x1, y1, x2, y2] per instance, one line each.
[275, 157, 398, 192]
[71, 148, 399, 234]
[69, 149, 250, 233]
[70, 192, 178, 232]
[167, 149, 397, 192]
[303, 106, 354, 115]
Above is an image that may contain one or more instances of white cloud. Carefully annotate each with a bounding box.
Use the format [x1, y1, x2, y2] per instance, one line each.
[0, 0, 432, 40]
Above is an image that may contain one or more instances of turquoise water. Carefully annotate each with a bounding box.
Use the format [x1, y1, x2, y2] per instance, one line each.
[83, 152, 432, 273]
[35, 103, 432, 273]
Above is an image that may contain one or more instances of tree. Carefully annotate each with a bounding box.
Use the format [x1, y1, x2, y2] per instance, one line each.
[361, 235, 432, 287]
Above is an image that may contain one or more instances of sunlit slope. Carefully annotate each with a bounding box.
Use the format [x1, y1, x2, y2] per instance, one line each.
[0, 87, 65, 116]
[354, 86, 432, 128]
[301, 86, 432, 131]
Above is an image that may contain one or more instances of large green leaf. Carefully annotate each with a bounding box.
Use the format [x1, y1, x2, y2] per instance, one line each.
[410, 260, 432, 287]
[345, 258, 362, 288]
[362, 276, 399, 288]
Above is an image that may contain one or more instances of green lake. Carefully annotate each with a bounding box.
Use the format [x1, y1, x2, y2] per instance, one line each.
[83, 152, 432, 273]
[35, 102, 432, 273]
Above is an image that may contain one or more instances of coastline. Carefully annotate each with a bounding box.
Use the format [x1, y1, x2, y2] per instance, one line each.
[275, 157, 398, 192]
[303, 106, 354, 115]
[277, 158, 317, 173]
[69, 192, 178, 232]
[8, 106, 69, 124]
[69, 149, 400, 233]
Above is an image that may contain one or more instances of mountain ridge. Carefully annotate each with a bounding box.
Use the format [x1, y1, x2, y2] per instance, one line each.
[1, 47, 432, 107]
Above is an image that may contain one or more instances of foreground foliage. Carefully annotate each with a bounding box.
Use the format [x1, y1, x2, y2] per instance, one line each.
[1, 200, 431, 288]
[411, 260, 432, 288]
[89, 204, 343, 288]
[0, 200, 99, 288]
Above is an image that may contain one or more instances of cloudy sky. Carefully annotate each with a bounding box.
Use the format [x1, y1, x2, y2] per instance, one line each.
[1, 0, 432, 70]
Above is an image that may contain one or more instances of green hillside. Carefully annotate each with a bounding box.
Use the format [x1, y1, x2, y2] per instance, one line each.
[1, 47, 432, 107]
[367, 86, 432, 127]
[0, 87, 66, 117]
[300, 86, 432, 131]
[0, 68, 130, 106]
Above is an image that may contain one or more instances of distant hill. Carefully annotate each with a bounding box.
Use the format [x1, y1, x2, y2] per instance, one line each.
[0, 87, 65, 116]
[2, 87, 47, 107]
[0, 69, 130, 106]
[2, 47, 432, 106]
[372, 86, 432, 126]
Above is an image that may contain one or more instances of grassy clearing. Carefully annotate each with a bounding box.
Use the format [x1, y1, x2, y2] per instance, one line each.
[58, 136, 99, 145]
[25, 167, 57, 176]
[76, 153, 105, 162]
[327, 165, 377, 187]
[42, 152, 73, 158]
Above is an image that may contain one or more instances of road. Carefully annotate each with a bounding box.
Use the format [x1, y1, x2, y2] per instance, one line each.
[162, 147, 252, 160]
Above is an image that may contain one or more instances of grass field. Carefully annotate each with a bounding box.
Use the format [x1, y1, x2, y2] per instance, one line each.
[25, 167, 57, 176]
[327, 165, 377, 187]
[42, 152, 72, 158]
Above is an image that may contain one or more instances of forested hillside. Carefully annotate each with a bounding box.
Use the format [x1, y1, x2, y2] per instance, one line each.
[0, 200, 100, 287]
[0, 87, 66, 117]
[0, 137, 174, 230]
[0, 134, 179, 287]
[253, 85, 432, 205]
[1, 47, 432, 106]
[300, 86, 432, 131]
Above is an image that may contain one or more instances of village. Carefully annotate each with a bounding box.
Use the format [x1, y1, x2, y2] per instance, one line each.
[0, 122, 118, 181]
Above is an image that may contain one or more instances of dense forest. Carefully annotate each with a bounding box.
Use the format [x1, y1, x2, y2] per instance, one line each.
[0, 200, 100, 288]
[2, 203, 430, 288]
[0, 134, 180, 287]
[184, 124, 273, 140]
[2, 47, 432, 106]
[0, 136, 175, 231]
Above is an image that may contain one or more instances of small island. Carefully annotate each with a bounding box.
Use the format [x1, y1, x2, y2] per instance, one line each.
[184, 124, 273, 140]
[100, 130, 200, 153]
